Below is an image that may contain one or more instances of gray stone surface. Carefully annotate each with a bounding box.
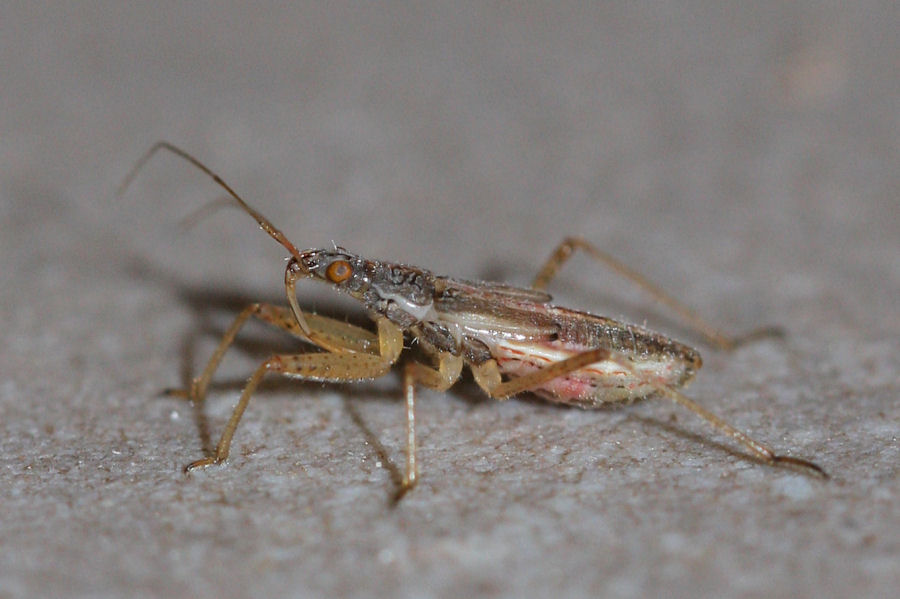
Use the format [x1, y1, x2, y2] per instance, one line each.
[1, 2, 897, 598]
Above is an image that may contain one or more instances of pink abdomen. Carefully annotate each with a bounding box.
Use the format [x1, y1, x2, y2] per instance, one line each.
[492, 339, 694, 408]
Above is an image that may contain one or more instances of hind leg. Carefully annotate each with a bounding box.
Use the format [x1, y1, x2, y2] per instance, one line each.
[532, 236, 782, 350]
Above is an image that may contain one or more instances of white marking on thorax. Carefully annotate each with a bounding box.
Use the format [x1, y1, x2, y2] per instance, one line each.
[382, 292, 435, 322]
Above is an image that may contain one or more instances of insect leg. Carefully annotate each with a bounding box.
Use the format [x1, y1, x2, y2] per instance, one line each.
[399, 353, 464, 497]
[651, 383, 827, 477]
[167, 303, 382, 403]
[183, 315, 404, 471]
[166, 303, 265, 404]
[185, 350, 398, 471]
[256, 304, 381, 355]
[471, 347, 826, 477]
[531, 237, 781, 350]
[471, 348, 612, 399]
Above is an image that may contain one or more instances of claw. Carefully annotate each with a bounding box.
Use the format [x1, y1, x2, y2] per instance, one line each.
[392, 478, 417, 504]
[163, 379, 203, 402]
[184, 457, 220, 472]
[771, 454, 829, 479]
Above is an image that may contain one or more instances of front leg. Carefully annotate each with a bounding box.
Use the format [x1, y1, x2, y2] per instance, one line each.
[167, 303, 388, 404]
[186, 316, 404, 471]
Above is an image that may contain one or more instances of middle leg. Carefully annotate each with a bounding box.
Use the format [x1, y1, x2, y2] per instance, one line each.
[397, 353, 463, 496]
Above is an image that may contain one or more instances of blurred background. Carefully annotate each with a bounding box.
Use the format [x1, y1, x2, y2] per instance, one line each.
[1, 2, 897, 598]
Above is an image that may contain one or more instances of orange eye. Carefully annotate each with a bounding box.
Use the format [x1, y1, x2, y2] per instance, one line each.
[325, 260, 353, 283]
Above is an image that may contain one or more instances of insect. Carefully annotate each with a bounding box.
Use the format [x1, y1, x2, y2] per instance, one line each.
[119, 142, 827, 496]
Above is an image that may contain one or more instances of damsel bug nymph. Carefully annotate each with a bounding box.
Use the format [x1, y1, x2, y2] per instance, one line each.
[119, 142, 827, 497]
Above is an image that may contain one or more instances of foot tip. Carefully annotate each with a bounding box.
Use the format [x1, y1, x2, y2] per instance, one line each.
[184, 457, 220, 473]
[772, 455, 829, 479]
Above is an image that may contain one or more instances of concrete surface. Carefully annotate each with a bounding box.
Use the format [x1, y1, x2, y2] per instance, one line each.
[1, 2, 897, 598]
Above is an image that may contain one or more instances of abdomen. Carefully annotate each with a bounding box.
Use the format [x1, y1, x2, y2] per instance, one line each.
[489, 311, 701, 408]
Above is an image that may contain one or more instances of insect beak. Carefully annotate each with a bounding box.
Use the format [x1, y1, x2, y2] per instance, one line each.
[284, 256, 313, 336]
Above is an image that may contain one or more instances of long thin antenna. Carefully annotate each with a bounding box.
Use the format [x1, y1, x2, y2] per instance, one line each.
[117, 141, 304, 262]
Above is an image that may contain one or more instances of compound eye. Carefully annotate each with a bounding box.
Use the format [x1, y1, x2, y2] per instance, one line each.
[325, 259, 353, 283]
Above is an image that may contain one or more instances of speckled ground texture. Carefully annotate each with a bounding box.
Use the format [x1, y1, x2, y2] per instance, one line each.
[1, 3, 898, 598]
